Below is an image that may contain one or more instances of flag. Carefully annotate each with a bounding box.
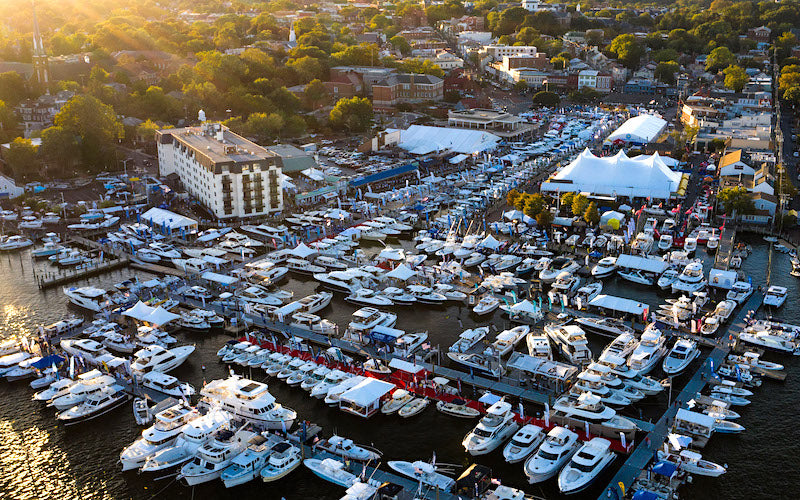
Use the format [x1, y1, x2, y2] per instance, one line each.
[620, 431, 627, 449]
[544, 402, 549, 426]
[518, 402, 524, 418]
[585, 421, 590, 438]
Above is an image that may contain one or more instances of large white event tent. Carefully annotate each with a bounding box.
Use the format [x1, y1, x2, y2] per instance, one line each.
[397, 125, 501, 155]
[605, 114, 668, 145]
[541, 149, 682, 199]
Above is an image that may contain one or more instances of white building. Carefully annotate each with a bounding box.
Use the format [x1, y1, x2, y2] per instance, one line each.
[481, 45, 538, 61]
[522, 0, 564, 11]
[156, 122, 283, 219]
[0, 174, 24, 199]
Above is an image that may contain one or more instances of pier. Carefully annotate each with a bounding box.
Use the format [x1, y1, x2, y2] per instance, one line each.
[36, 257, 129, 289]
[713, 225, 737, 270]
[597, 290, 763, 499]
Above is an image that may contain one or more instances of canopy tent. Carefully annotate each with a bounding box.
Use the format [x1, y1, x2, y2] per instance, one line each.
[323, 208, 350, 220]
[378, 248, 405, 261]
[291, 242, 316, 259]
[141, 207, 198, 234]
[31, 354, 65, 369]
[541, 149, 682, 199]
[652, 461, 678, 477]
[600, 210, 625, 226]
[200, 271, 239, 286]
[509, 300, 537, 314]
[397, 125, 501, 155]
[385, 263, 417, 281]
[503, 209, 524, 221]
[339, 378, 395, 407]
[122, 301, 180, 326]
[478, 234, 501, 250]
[588, 294, 649, 315]
[388, 357, 425, 374]
[605, 114, 668, 145]
[449, 153, 469, 164]
[370, 325, 405, 343]
[615, 254, 668, 274]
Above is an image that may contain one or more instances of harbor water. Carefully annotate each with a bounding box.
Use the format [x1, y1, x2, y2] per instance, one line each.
[0, 236, 798, 499]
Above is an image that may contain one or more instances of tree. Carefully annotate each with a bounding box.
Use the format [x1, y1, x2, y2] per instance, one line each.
[535, 209, 553, 228]
[784, 86, 800, 105]
[329, 97, 373, 132]
[39, 126, 79, 176]
[716, 187, 755, 215]
[532, 91, 559, 107]
[303, 79, 329, 110]
[723, 65, 748, 92]
[514, 80, 529, 92]
[506, 188, 521, 207]
[136, 120, 161, 143]
[569, 87, 600, 103]
[571, 193, 589, 216]
[607, 34, 644, 69]
[705, 46, 736, 72]
[583, 201, 600, 225]
[654, 61, 680, 84]
[389, 35, 411, 56]
[652, 48, 679, 63]
[524, 194, 546, 218]
[560, 192, 574, 211]
[0, 99, 16, 141]
[4, 138, 39, 181]
[54, 95, 124, 170]
[0, 72, 28, 106]
[246, 112, 284, 142]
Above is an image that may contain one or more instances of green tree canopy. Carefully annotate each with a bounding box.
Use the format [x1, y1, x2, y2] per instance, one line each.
[54, 95, 124, 170]
[40, 126, 79, 176]
[329, 96, 372, 132]
[717, 187, 755, 215]
[584, 201, 600, 225]
[723, 65, 748, 92]
[705, 46, 736, 72]
[571, 193, 589, 216]
[532, 91, 560, 107]
[4, 137, 39, 181]
[655, 61, 680, 84]
[607, 34, 644, 69]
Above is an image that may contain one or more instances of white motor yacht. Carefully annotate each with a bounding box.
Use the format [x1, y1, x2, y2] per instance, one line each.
[290, 312, 337, 335]
[617, 269, 655, 286]
[62, 286, 113, 312]
[199, 376, 296, 430]
[178, 428, 258, 486]
[662, 338, 700, 376]
[462, 400, 520, 455]
[574, 282, 602, 305]
[557, 438, 615, 494]
[551, 392, 637, 433]
[57, 385, 130, 425]
[540, 257, 581, 283]
[345, 288, 393, 307]
[142, 372, 195, 397]
[657, 234, 673, 252]
[449, 327, 489, 353]
[631, 232, 654, 254]
[551, 272, 581, 296]
[295, 291, 333, 314]
[310, 370, 350, 399]
[347, 307, 397, 333]
[492, 326, 529, 356]
[387, 460, 455, 491]
[48, 374, 117, 410]
[672, 261, 707, 294]
[131, 345, 195, 377]
[726, 281, 753, 304]
[447, 352, 505, 378]
[627, 325, 668, 375]
[59, 338, 112, 365]
[763, 285, 788, 307]
[502, 424, 545, 464]
[473, 295, 501, 315]
[526, 331, 552, 360]
[545, 324, 592, 365]
[601, 332, 639, 360]
[0, 235, 33, 251]
[523, 426, 581, 484]
[684, 237, 697, 253]
[597, 353, 663, 396]
[141, 410, 233, 473]
[260, 441, 302, 482]
[573, 372, 631, 407]
[120, 403, 199, 471]
[239, 285, 284, 307]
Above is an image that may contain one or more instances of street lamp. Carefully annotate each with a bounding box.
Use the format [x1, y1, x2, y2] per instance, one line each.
[121, 158, 134, 178]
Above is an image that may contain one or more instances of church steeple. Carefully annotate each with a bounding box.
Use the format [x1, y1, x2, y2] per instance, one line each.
[32, 0, 50, 86]
[289, 22, 296, 44]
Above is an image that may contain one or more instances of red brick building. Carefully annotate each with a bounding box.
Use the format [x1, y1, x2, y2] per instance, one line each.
[372, 73, 444, 109]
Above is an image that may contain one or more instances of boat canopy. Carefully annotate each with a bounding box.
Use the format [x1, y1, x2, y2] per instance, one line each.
[200, 271, 239, 286]
[388, 358, 425, 374]
[615, 254, 668, 274]
[123, 301, 180, 326]
[588, 294, 649, 315]
[339, 379, 395, 407]
[385, 264, 416, 281]
[506, 352, 578, 381]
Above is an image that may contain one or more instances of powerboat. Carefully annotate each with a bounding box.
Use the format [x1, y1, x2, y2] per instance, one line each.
[763, 286, 788, 307]
[657, 269, 680, 290]
[303, 457, 358, 488]
[657, 234, 673, 252]
[131, 345, 195, 377]
[597, 353, 663, 396]
[142, 372, 195, 397]
[198, 376, 296, 430]
[712, 300, 736, 322]
[345, 288, 393, 307]
[575, 317, 635, 338]
[290, 313, 336, 335]
[726, 281, 753, 304]
[450, 327, 489, 353]
[310, 370, 350, 399]
[120, 403, 200, 471]
[617, 269, 655, 286]
[388, 460, 455, 491]
[672, 261, 706, 294]
[239, 285, 284, 307]
[574, 282, 602, 305]
[259, 441, 302, 482]
[317, 435, 381, 461]
[300, 366, 331, 391]
[492, 325, 530, 356]
[63, 286, 113, 312]
[551, 272, 581, 296]
[141, 410, 233, 473]
[631, 232, 654, 254]
[545, 324, 592, 365]
[627, 325, 667, 375]
[502, 424, 545, 464]
[473, 295, 501, 315]
[573, 372, 631, 407]
[59, 338, 112, 365]
[347, 307, 397, 333]
[540, 257, 580, 283]
[662, 338, 700, 376]
[220, 435, 283, 488]
[601, 333, 639, 360]
[523, 426, 580, 483]
[57, 385, 130, 425]
[436, 399, 481, 418]
[0, 235, 33, 251]
[48, 374, 117, 410]
[657, 449, 726, 477]
[557, 438, 615, 494]
[178, 428, 258, 486]
[551, 392, 637, 433]
[684, 237, 697, 253]
[447, 352, 504, 378]
[526, 331, 552, 360]
[462, 400, 520, 455]
[727, 352, 783, 372]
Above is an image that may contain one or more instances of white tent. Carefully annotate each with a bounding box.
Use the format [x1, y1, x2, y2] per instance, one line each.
[509, 300, 537, 314]
[605, 114, 667, 145]
[379, 247, 405, 261]
[291, 242, 316, 259]
[339, 378, 395, 407]
[479, 234, 501, 250]
[386, 264, 417, 281]
[541, 149, 682, 199]
[123, 301, 155, 322]
[141, 207, 198, 233]
[600, 210, 625, 225]
[397, 125, 501, 155]
[503, 209, 525, 221]
[588, 294, 648, 315]
[146, 306, 180, 327]
[324, 208, 350, 220]
[301, 167, 326, 181]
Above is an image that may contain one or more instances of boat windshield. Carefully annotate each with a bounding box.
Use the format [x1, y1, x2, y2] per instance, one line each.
[571, 460, 598, 472]
[538, 450, 559, 460]
[473, 428, 494, 438]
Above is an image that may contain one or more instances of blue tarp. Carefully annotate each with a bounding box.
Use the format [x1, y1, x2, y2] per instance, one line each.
[632, 491, 659, 500]
[31, 354, 65, 370]
[652, 460, 677, 477]
[349, 163, 418, 188]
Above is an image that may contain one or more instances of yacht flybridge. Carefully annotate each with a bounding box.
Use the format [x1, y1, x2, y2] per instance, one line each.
[198, 376, 296, 430]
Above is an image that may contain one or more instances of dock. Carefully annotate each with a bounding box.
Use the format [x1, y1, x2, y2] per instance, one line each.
[36, 257, 129, 289]
[713, 225, 737, 270]
[597, 290, 763, 499]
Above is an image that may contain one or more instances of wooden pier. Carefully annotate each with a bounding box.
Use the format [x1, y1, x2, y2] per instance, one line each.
[597, 291, 763, 500]
[713, 226, 737, 270]
[36, 257, 129, 289]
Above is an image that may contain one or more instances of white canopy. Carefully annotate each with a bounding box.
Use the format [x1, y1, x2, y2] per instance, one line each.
[507, 352, 578, 381]
[449, 153, 469, 164]
[588, 294, 649, 315]
[504, 209, 524, 221]
[301, 167, 326, 181]
[509, 300, 537, 313]
[378, 247, 405, 261]
[615, 254, 668, 274]
[606, 114, 667, 144]
[141, 207, 197, 231]
[541, 149, 682, 199]
[479, 234, 501, 250]
[600, 211, 625, 225]
[200, 271, 239, 286]
[324, 208, 350, 219]
[397, 125, 500, 155]
[388, 358, 425, 374]
[291, 242, 316, 259]
[340, 378, 395, 406]
[122, 301, 180, 326]
[385, 263, 416, 281]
